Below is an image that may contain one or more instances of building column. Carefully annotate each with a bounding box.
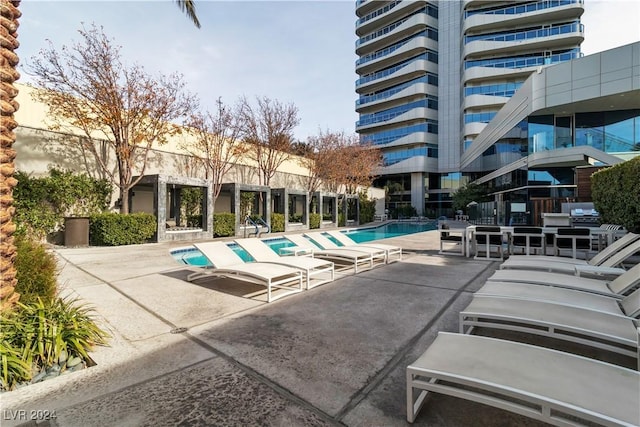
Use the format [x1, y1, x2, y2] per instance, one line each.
[411, 172, 425, 216]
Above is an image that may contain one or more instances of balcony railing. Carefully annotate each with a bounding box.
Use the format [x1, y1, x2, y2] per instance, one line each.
[357, 76, 437, 106]
[465, 0, 582, 18]
[356, 53, 432, 86]
[464, 21, 583, 44]
[360, 122, 438, 146]
[356, 31, 437, 67]
[464, 49, 581, 69]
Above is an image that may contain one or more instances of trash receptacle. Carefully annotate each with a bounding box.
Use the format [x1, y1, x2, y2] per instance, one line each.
[64, 217, 90, 247]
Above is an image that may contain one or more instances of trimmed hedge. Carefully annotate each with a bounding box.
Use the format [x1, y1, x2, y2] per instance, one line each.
[213, 213, 236, 237]
[591, 156, 640, 233]
[271, 213, 285, 232]
[309, 213, 321, 229]
[89, 213, 156, 246]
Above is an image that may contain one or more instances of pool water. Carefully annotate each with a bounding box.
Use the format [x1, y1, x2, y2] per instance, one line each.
[171, 221, 435, 266]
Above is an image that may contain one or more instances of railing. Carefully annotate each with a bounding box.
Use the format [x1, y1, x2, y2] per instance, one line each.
[244, 216, 270, 238]
[464, 22, 583, 44]
[465, 0, 581, 18]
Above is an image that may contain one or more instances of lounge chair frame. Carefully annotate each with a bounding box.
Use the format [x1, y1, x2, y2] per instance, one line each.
[187, 242, 303, 303]
[234, 238, 335, 289]
[285, 234, 375, 274]
[324, 230, 402, 263]
[406, 332, 640, 426]
[459, 296, 638, 358]
[487, 262, 640, 299]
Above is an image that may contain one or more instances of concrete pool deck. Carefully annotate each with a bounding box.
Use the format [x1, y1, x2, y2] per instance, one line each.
[1, 229, 601, 426]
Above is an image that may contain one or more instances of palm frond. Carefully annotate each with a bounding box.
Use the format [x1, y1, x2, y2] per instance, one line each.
[175, 0, 201, 29]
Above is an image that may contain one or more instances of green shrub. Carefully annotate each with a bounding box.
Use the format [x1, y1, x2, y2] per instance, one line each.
[309, 213, 321, 229]
[14, 169, 111, 240]
[186, 215, 203, 228]
[288, 213, 303, 223]
[14, 235, 58, 305]
[89, 213, 156, 245]
[322, 213, 334, 222]
[338, 212, 345, 227]
[359, 191, 376, 224]
[591, 156, 640, 233]
[271, 213, 285, 232]
[1, 297, 109, 391]
[213, 212, 236, 237]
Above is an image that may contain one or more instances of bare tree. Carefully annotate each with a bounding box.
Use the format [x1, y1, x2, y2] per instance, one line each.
[0, 0, 200, 312]
[237, 96, 299, 187]
[300, 129, 342, 193]
[28, 24, 198, 213]
[183, 98, 247, 206]
[308, 131, 381, 194]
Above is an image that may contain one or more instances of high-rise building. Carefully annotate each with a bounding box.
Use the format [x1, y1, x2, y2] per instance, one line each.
[355, 0, 586, 217]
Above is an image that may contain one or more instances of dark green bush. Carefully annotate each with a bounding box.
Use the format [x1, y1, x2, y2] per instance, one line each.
[14, 170, 111, 240]
[14, 235, 58, 305]
[338, 213, 345, 227]
[186, 215, 203, 228]
[89, 213, 156, 245]
[213, 213, 236, 237]
[309, 213, 321, 229]
[322, 213, 333, 221]
[288, 213, 303, 223]
[591, 156, 640, 233]
[271, 213, 285, 232]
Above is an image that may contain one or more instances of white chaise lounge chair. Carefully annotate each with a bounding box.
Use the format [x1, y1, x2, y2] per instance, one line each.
[284, 234, 375, 274]
[475, 281, 640, 319]
[324, 230, 402, 263]
[499, 238, 640, 277]
[234, 238, 334, 289]
[460, 293, 640, 358]
[486, 262, 640, 298]
[304, 232, 387, 265]
[188, 242, 303, 303]
[406, 332, 640, 425]
[501, 232, 639, 269]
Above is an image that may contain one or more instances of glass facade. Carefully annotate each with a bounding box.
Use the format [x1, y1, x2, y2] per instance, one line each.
[529, 110, 640, 154]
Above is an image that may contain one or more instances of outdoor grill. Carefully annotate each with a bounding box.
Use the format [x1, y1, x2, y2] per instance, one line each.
[570, 208, 600, 226]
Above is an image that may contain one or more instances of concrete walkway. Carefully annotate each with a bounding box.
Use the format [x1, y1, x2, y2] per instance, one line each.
[2, 230, 549, 426]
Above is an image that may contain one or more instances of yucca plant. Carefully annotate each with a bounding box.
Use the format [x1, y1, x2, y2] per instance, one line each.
[0, 297, 109, 390]
[0, 340, 32, 391]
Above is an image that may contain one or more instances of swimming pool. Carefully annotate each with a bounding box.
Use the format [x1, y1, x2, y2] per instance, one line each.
[171, 221, 436, 266]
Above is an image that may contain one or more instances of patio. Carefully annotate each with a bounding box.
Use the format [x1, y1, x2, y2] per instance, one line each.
[1, 230, 582, 426]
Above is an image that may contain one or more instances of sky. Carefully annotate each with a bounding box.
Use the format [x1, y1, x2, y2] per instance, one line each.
[16, 0, 640, 142]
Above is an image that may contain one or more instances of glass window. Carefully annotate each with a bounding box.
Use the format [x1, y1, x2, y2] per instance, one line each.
[575, 112, 604, 150]
[555, 116, 572, 149]
[528, 115, 554, 153]
[604, 110, 638, 152]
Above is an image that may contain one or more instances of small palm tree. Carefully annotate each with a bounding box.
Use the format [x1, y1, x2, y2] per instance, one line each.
[0, 0, 200, 311]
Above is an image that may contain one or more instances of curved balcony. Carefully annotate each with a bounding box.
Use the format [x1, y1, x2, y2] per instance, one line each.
[356, 81, 438, 113]
[359, 123, 436, 146]
[464, 1, 584, 34]
[463, 65, 537, 85]
[463, 121, 488, 139]
[356, 35, 437, 75]
[463, 94, 510, 110]
[356, 59, 431, 94]
[356, 0, 426, 37]
[357, 107, 434, 132]
[356, 14, 434, 56]
[356, 0, 387, 19]
[463, 24, 584, 60]
[377, 155, 434, 175]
